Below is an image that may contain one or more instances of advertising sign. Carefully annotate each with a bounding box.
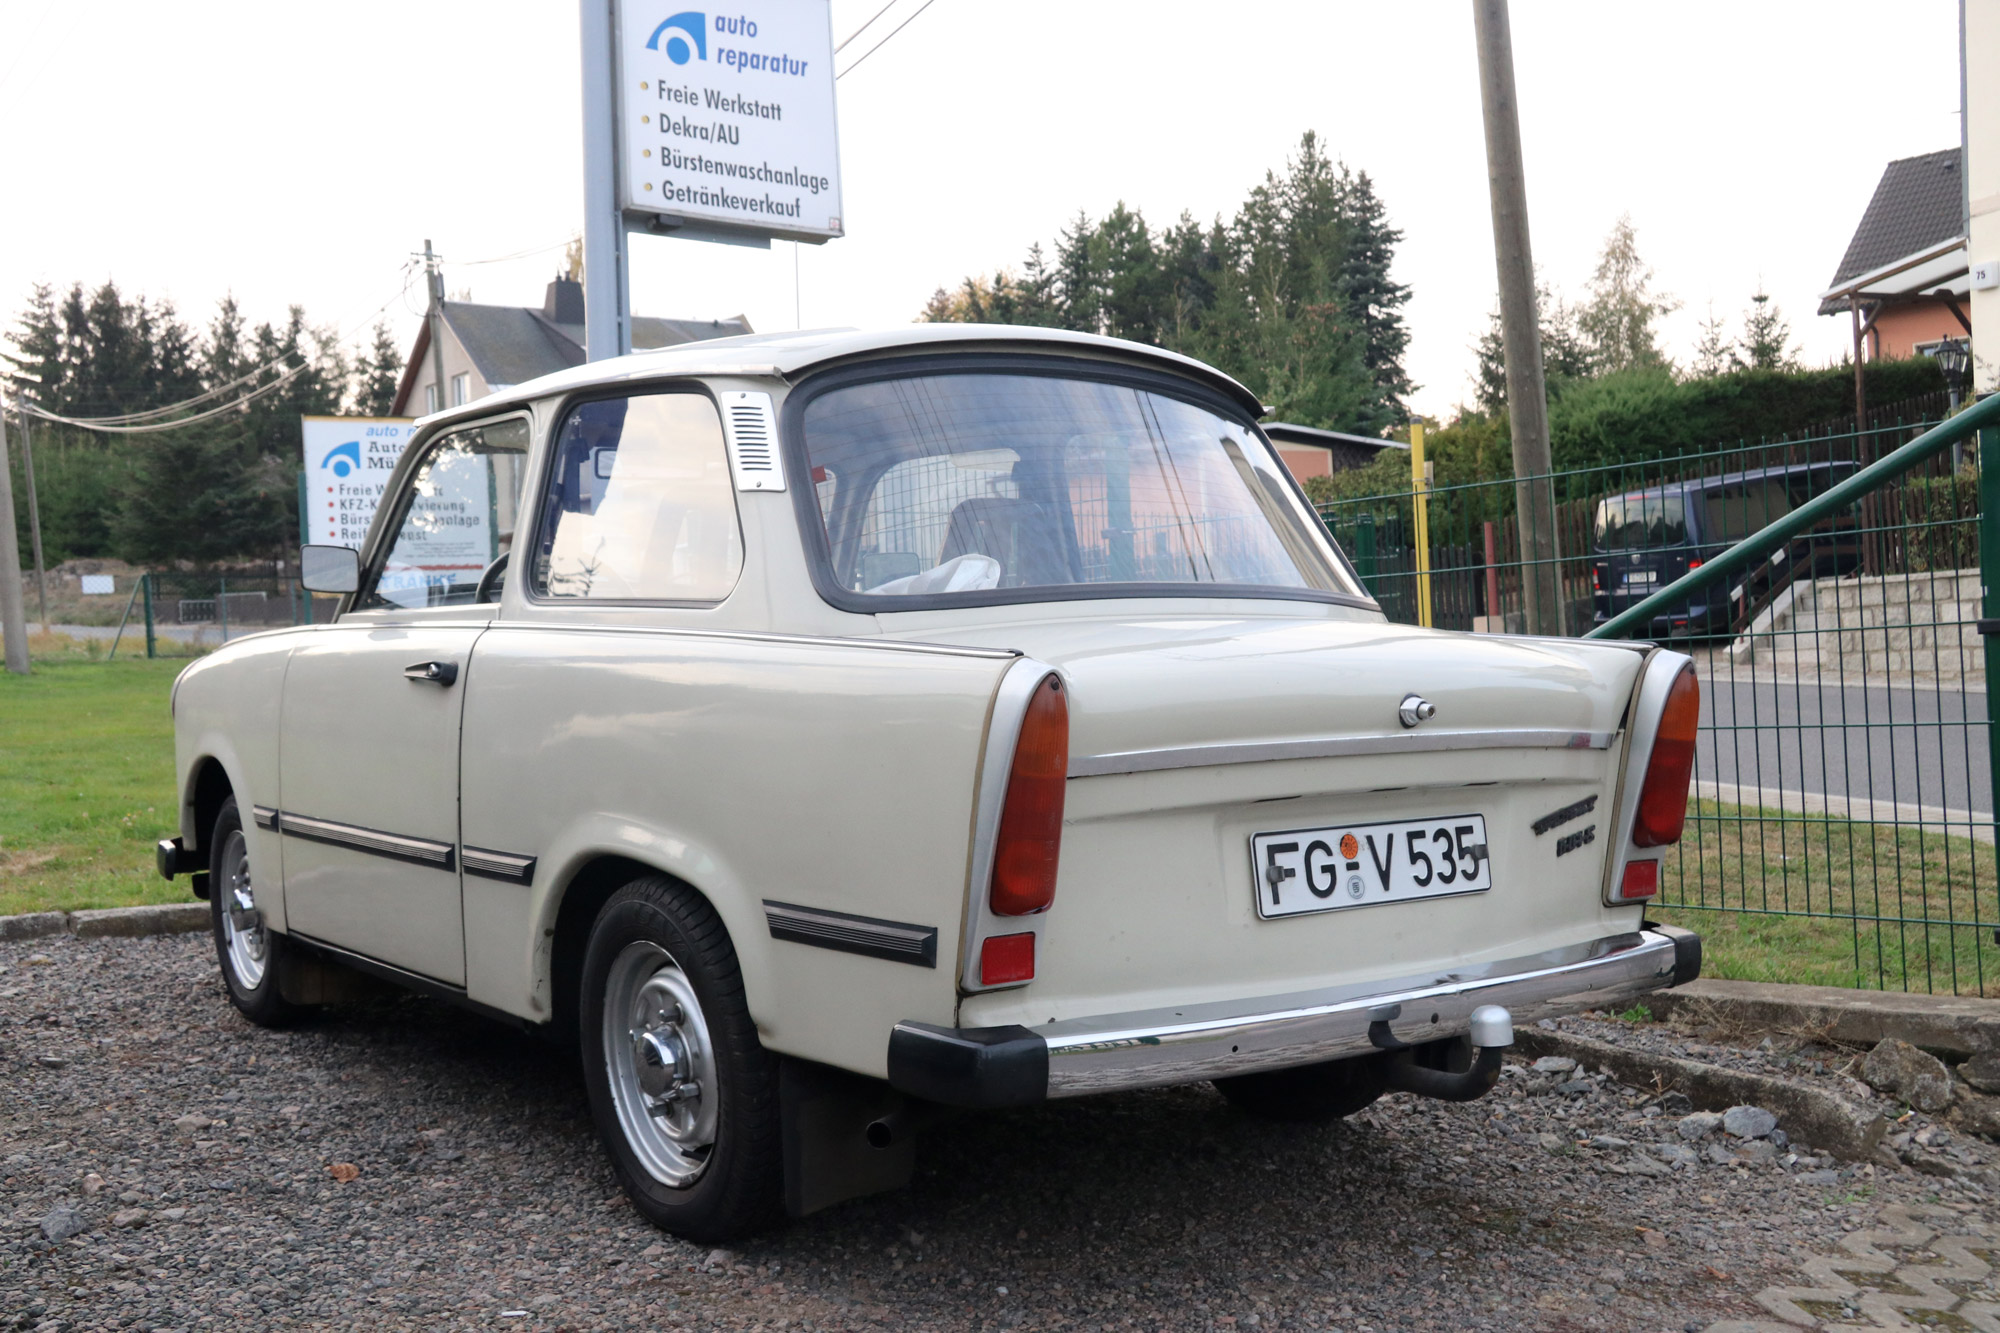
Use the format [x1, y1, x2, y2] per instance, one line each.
[302, 416, 415, 549]
[617, 0, 842, 242]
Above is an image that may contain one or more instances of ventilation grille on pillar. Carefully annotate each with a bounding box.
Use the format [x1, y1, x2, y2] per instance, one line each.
[721, 391, 786, 491]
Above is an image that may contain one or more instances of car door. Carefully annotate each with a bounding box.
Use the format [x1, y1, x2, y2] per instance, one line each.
[278, 416, 531, 985]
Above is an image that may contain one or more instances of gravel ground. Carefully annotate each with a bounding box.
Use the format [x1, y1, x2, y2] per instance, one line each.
[4, 933, 1997, 1333]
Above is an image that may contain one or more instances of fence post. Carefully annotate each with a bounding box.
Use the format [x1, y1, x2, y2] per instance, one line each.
[142, 574, 156, 659]
[1411, 421, 1433, 628]
[1983, 424, 2000, 861]
[218, 575, 228, 643]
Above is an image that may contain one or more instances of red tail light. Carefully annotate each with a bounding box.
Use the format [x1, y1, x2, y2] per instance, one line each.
[989, 675, 1068, 916]
[1632, 666, 1699, 847]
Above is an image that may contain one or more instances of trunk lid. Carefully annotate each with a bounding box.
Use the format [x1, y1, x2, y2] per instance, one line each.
[912, 607, 1655, 1027]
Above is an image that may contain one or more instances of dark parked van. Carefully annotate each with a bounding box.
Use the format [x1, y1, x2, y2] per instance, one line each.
[1590, 461, 1859, 638]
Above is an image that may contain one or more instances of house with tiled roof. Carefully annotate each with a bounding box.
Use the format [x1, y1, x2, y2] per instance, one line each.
[1817, 148, 1971, 362]
[390, 276, 751, 416]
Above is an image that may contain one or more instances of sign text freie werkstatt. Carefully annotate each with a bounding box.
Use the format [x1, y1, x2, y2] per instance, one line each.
[618, 2, 843, 242]
[301, 416, 416, 548]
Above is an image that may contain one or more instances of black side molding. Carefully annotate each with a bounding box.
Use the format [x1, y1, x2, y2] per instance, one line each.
[765, 901, 938, 968]
[1646, 922, 1703, 988]
[887, 1021, 1047, 1109]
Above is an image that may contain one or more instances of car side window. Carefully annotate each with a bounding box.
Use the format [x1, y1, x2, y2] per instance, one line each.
[532, 392, 743, 602]
[359, 418, 531, 610]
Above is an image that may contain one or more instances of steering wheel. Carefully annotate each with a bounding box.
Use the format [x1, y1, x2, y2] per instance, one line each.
[474, 551, 510, 604]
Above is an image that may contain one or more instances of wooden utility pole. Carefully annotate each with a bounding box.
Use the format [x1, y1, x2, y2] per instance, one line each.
[423, 240, 450, 413]
[1473, 0, 1565, 636]
[0, 397, 30, 674]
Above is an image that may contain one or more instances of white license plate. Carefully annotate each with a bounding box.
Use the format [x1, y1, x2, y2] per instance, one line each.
[1251, 815, 1492, 920]
[1624, 570, 1657, 587]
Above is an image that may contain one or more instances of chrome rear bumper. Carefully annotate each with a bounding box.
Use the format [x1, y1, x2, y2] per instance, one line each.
[887, 927, 1698, 1109]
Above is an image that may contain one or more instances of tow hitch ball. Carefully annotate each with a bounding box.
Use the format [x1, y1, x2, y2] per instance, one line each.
[1368, 1003, 1514, 1103]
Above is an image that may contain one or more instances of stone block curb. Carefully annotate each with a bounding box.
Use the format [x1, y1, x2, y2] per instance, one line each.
[1518, 1027, 1888, 1161]
[1649, 978, 2000, 1057]
[0, 903, 208, 942]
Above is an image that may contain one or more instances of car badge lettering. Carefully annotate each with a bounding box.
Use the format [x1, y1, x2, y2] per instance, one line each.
[1532, 794, 1598, 837]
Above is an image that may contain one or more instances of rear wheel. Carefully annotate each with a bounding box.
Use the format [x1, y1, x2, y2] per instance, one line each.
[208, 796, 302, 1028]
[579, 875, 782, 1242]
[1214, 1053, 1389, 1121]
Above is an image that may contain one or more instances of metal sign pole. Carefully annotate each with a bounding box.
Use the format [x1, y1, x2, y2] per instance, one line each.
[581, 0, 632, 362]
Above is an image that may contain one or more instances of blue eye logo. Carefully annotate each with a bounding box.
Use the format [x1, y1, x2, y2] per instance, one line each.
[646, 11, 707, 64]
[320, 441, 362, 477]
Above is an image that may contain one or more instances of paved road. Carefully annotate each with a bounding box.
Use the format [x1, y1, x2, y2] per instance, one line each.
[7, 933, 1982, 1333]
[1697, 670, 1992, 821]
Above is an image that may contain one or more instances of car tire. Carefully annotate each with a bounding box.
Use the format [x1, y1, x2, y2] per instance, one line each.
[1213, 1053, 1389, 1121]
[208, 796, 303, 1028]
[579, 875, 782, 1242]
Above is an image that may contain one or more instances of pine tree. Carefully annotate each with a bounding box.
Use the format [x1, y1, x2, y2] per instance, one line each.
[1052, 210, 1101, 334]
[1736, 287, 1798, 372]
[1474, 282, 1594, 411]
[1691, 303, 1733, 379]
[352, 322, 404, 416]
[1332, 164, 1412, 414]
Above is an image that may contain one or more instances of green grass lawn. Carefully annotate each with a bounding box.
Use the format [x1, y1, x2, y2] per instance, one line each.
[1651, 798, 2000, 996]
[0, 656, 195, 916]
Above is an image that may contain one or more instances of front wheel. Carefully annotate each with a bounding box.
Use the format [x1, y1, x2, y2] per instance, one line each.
[579, 876, 782, 1242]
[208, 796, 303, 1028]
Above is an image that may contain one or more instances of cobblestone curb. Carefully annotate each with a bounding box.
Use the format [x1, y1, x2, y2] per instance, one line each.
[1651, 978, 2000, 1057]
[0, 903, 206, 941]
[1518, 1027, 1889, 1161]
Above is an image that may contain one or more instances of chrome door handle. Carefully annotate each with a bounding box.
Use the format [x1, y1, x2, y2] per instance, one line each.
[403, 660, 459, 687]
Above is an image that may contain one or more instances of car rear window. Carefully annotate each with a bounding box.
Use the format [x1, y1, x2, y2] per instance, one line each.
[798, 371, 1360, 603]
[1593, 494, 1687, 552]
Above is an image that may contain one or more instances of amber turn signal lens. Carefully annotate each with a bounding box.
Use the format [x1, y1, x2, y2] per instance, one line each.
[1619, 858, 1660, 901]
[979, 932, 1035, 986]
[989, 675, 1068, 916]
[1632, 666, 1699, 847]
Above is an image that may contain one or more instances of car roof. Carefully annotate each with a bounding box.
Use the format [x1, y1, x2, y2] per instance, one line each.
[410, 323, 1265, 431]
[1602, 458, 1858, 504]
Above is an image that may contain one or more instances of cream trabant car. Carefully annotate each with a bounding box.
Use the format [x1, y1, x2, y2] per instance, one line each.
[158, 325, 1702, 1240]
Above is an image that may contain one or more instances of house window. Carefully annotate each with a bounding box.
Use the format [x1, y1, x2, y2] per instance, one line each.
[451, 373, 470, 407]
[425, 384, 439, 413]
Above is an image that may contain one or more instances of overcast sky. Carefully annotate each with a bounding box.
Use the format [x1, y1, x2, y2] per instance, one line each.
[0, 0, 1963, 421]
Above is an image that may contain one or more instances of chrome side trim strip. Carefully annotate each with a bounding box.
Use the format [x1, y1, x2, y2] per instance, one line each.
[277, 812, 456, 872]
[477, 620, 1020, 662]
[763, 900, 938, 968]
[462, 846, 537, 886]
[251, 805, 279, 831]
[1036, 930, 1678, 1096]
[1067, 728, 1614, 779]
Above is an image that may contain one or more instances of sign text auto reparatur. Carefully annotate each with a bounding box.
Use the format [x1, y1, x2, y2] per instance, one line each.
[618, 1, 843, 242]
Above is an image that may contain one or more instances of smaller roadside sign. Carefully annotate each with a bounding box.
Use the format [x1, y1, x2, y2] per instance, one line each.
[301, 417, 416, 549]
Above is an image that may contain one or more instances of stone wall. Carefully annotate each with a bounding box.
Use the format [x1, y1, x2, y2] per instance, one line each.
[1731, 568, 1985, 684]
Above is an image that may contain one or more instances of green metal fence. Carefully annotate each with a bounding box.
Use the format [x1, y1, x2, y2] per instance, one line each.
[1319, 395, 2000, 995]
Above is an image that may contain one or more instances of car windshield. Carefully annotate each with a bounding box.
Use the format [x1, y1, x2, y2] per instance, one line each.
[799, 372, 1360, 602]
[1593, 494, 1687, 552]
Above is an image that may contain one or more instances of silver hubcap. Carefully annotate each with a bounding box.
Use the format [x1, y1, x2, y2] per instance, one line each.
[603, 942, 717, 1187]
[217, 828, 267, 989]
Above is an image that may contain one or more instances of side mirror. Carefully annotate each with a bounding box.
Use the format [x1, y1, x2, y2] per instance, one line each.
[299, 545, 361, 594]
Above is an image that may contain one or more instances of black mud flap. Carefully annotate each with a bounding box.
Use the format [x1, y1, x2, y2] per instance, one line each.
[780, 1059, 915, 1219]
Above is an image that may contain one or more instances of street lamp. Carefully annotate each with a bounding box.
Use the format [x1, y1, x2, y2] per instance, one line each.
[1927, 339, 1973, 469]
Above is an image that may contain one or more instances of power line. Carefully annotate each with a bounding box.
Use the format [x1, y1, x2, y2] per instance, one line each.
[835, 0, 898, 53]
[837, 0, 938, 78]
